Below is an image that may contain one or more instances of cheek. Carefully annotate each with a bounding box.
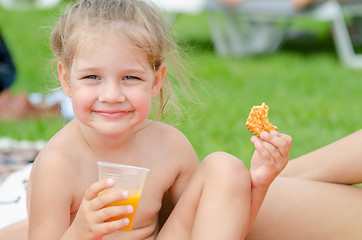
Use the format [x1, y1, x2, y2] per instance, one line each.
[71, 88, 97, 115]
[128, 89, 153, 113]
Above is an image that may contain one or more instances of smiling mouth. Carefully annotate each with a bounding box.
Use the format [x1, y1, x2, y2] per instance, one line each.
[93, 110, 132, 119]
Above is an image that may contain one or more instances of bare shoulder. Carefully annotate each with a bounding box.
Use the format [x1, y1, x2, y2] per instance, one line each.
[30, 122, 79, 180]
[27, 122, 82, 210]
[144, 121, 190, 143]
[30, 140, 73, 186]
[142, 120, 198, 161]
[141, 120, 199, 182]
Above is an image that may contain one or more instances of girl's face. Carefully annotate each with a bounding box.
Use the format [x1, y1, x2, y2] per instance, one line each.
[59, 32, 165, 136]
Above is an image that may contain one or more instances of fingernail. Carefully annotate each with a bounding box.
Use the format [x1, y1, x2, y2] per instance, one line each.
[260, 131, 269, 138]
[127, 205, 134, 214]
[270, 130, 278, 136]
[106, 178, 114, 185]
[121, 191, 130, 199]
[251, 136, 258, 142]
[123, 218, 130, 225]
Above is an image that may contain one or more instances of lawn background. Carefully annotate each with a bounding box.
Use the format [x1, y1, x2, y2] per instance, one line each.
[0, 2, 361, 167]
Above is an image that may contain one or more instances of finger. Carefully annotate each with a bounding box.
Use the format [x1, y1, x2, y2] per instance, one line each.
[250, 135, 259, 144]
[93, 190, 130, 211]
[272, 131, 293, 148]
[254, 138, 281, 165]
[97, 205, 133, 222]
[254, 140, 289, 176]
[280, 132, 293, 150]
[260, 131, 292, 157]
[84, 178, 115, 201]
[260, 132, 291, 170]
[96, 218, 130, 235]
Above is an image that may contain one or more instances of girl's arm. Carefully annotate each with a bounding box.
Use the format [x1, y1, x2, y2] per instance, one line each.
[281, 129, 362, 184]
[248, 131, 292, 232]
[27, 154, 74, 239]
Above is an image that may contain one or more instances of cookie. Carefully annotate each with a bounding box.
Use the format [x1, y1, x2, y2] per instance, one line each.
[246, 102, 278, 137]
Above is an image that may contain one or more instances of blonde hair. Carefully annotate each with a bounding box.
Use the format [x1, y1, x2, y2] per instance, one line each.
[51, 0, 196, 120]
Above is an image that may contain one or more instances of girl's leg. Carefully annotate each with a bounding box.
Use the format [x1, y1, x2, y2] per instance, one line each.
[247, 177, 362, 240]
[0, 219, 28, 240]
[157, 152, 251, 240]
[281, 129, 362, 184]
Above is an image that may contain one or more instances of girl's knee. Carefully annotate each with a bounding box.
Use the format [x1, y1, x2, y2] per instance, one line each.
[201, 152, 251, 192]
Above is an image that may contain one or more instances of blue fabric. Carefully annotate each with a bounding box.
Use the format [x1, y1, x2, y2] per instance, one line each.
[0, 33, 16, 92]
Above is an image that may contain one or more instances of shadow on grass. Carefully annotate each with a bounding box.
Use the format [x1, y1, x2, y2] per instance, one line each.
[282, 34, 335, 54]
[178, 26, 362, 57]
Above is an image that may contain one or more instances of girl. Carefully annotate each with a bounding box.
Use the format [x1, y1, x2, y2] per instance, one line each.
[26, 0, 292, 239]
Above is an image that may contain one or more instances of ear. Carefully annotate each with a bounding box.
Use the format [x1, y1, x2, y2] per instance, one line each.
[58, 62, 72, 98]
[151, 64, 166, 98]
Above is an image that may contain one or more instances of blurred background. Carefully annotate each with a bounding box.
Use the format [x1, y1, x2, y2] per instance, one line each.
[0, 0, 362, 169]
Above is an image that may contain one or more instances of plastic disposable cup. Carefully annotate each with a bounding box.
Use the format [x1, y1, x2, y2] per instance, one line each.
[97, 161, 150, 231]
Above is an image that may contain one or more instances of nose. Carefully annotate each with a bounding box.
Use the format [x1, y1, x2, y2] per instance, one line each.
[98, 80, 126, 103]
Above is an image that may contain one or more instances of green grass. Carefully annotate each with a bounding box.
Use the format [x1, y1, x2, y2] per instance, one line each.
[1, 4, 361, 167]
[0, 5, 66, 140]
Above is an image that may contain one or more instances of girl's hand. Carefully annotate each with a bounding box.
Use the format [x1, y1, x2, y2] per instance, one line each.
[249, 130, 292, 189]
[66, 179, 133, 240]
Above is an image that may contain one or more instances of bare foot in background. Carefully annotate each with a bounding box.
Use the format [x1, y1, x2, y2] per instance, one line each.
[0, 90, 12, 112]
[292, 0, 316, 9]
[0, 90, 59, 121]
[217, 0, 243, 7]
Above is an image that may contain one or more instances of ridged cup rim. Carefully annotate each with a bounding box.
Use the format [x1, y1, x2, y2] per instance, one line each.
[97, 161, 150, 172]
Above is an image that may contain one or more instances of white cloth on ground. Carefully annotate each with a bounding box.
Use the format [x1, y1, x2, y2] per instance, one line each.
[0, 164, 32, 229]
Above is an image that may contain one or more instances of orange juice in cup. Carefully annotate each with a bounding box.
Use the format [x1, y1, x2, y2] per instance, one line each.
[100, 190, 142, 231]
[97, 162, 150, 231]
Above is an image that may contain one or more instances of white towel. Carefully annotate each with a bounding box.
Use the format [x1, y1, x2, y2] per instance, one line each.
[0, 164, 32, 229]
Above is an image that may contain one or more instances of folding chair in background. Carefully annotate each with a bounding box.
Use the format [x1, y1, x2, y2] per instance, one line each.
[205, 0, 362, 68]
